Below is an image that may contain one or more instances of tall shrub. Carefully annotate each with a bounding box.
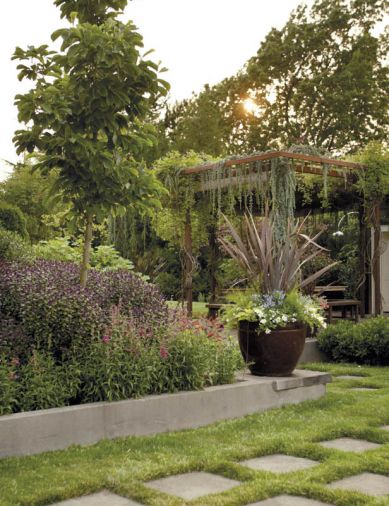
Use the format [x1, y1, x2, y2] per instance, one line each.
[0, 203, 27, 238]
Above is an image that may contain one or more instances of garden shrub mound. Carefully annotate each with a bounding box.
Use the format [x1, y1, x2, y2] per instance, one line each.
[0, 228, 34, 263]
[0, 259, 168, 358]
[317, 317, 389, 365]
[0, 202, 28, 238]
[0, 260, 243, 415]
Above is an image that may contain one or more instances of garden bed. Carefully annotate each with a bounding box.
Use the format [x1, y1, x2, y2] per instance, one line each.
[0, 369, 330, 458]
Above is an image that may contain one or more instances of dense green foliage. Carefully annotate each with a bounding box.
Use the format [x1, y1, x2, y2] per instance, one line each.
[0, 162, 65, 242]
[33, 237, 140, 273]
[0, 202, 27, 238]
[354, 141, 389, 228]
[0, 327, 242, 413]
[0, 229, 34, 263]
[317, 317, 389, 364]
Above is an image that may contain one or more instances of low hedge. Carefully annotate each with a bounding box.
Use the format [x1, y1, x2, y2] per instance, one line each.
[317, 317, 389, 365]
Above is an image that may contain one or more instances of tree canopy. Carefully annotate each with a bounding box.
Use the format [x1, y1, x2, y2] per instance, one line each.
[163, 0, 388, 155]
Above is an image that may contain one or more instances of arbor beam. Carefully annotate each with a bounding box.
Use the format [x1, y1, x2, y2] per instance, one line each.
[183, 150, 365, 176]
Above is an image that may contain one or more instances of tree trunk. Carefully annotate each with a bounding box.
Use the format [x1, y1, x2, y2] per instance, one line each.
[80, 214, 93, 288]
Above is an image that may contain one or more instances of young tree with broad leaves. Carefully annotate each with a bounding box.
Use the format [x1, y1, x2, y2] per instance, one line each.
[13, 0, 169, 286]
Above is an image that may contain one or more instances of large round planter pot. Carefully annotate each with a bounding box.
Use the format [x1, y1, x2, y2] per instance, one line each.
[238, 321, 306, 376]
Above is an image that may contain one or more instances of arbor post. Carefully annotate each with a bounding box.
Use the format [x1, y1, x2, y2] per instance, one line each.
[208, 222, 219, 304]
[184, 209, 193, 316]
[372, 203, 382, 315]
[358, 204, 367, 317]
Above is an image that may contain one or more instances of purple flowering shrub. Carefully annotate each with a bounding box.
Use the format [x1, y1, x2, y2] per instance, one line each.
[0, 260, 245, 413]
[0, 260, 168, 359]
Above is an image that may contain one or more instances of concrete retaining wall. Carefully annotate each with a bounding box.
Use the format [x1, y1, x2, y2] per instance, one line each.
[0, 370, 331, 458]
[298, 338, 328, 364]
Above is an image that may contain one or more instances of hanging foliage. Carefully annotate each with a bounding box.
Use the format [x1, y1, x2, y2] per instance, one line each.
[270, 157, 296, 243]
[199, 151, 297, 243]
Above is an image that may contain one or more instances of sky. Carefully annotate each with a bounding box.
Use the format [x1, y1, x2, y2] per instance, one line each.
[1, 0, 307, 181]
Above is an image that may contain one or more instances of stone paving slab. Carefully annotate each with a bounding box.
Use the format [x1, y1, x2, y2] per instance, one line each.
[336, 375, 365, 380]
[328, 472, 389, 496]
[51, 490, 142, 505]
[318, 437, 381, 452]
[146, 471, 240, 500]
[248, 495, 333, 505]
[381, 425, 389, 431]
[239, 454, 319, 473]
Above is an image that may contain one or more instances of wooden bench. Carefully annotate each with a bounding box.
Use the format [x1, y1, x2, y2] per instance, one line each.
[314, 285, 347, 298]
[325, 299, 361, 324]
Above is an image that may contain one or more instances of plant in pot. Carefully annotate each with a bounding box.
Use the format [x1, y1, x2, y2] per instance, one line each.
[219, 213, 337, 376]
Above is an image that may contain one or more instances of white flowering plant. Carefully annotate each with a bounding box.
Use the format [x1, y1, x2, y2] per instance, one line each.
[223, 289, 328, 334]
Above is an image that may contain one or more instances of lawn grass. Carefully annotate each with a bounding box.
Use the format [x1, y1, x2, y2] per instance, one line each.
[1, 363, 389, 506]
[167, 300, 208, 317]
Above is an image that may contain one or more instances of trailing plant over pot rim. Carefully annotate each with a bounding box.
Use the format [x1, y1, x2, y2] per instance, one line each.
[223, 289, 328, 335]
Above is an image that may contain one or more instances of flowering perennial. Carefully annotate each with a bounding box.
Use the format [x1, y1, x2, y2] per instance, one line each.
[224, 290, 327, 334]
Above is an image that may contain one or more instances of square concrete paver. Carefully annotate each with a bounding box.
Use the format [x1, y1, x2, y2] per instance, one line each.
[318, 437, 381, 452]
[239, 454, 319, 473]
[51, 490, 142, 505]
[146, 472, 240, 500]
[248, 495, 333, 505]
[328, 472, 389, 496]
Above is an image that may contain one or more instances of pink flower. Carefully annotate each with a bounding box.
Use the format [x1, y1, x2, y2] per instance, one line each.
[159, 345, 169, 359]
[102, 334, 111, 344]
[320, 299, 329, 309]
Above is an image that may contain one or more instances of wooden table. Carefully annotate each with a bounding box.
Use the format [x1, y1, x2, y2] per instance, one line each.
[206, 303, 223, 319]
[326, 299, 361, 324]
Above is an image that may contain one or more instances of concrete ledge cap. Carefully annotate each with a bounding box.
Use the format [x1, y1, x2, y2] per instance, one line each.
[271, 370, 331, 392]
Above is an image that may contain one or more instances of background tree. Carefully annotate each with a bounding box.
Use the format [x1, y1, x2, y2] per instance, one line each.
[163, 0, 388, 155]
[13, 0, 169, 286]
[0, 160, 67, 242]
